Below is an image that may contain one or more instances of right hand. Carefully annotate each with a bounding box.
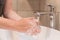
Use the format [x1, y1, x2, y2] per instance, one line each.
[14, 17, 40, 35]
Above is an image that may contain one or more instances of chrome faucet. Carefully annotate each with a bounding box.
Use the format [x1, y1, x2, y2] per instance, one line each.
[33, 12, 40, 21]
[48, 5, 55, 28]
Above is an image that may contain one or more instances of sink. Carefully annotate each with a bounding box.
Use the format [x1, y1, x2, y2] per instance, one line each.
[46, 28, 60, 40]
[12, 26, 60, 40]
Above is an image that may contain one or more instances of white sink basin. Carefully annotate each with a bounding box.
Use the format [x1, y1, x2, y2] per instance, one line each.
[46, 27, 60, 40]
[13, 26, 60, 40]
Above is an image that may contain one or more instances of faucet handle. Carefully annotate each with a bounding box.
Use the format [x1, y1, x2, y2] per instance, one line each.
[48, 5, 55, 12]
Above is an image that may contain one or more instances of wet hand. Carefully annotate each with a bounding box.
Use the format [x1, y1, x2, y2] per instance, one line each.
[16, 17, 40, 35]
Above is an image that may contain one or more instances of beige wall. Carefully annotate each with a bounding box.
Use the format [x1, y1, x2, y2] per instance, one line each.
[12, 0, 60, 14]
[54, 0, 60, 12]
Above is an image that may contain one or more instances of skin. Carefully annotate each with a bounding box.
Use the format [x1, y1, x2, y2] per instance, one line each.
[0, 0, 40, 35]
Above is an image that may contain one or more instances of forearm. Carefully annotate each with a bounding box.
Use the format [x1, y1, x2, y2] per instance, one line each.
[4, 0, 12, 11]
[4, 0, 22, 20]
[4, 10, 22, 21]
[0, 17, 19, 30]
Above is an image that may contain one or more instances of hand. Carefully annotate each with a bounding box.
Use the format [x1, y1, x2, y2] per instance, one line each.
[15, 17, 40, 35]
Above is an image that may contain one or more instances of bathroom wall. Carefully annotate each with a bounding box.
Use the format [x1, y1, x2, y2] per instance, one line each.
[54, 0, 60, 30]
[13, 0, 33, 17]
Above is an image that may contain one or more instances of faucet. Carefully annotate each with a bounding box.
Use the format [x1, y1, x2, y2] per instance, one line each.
[33, 11, 40, 21]
[48, 4, 55, 28]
